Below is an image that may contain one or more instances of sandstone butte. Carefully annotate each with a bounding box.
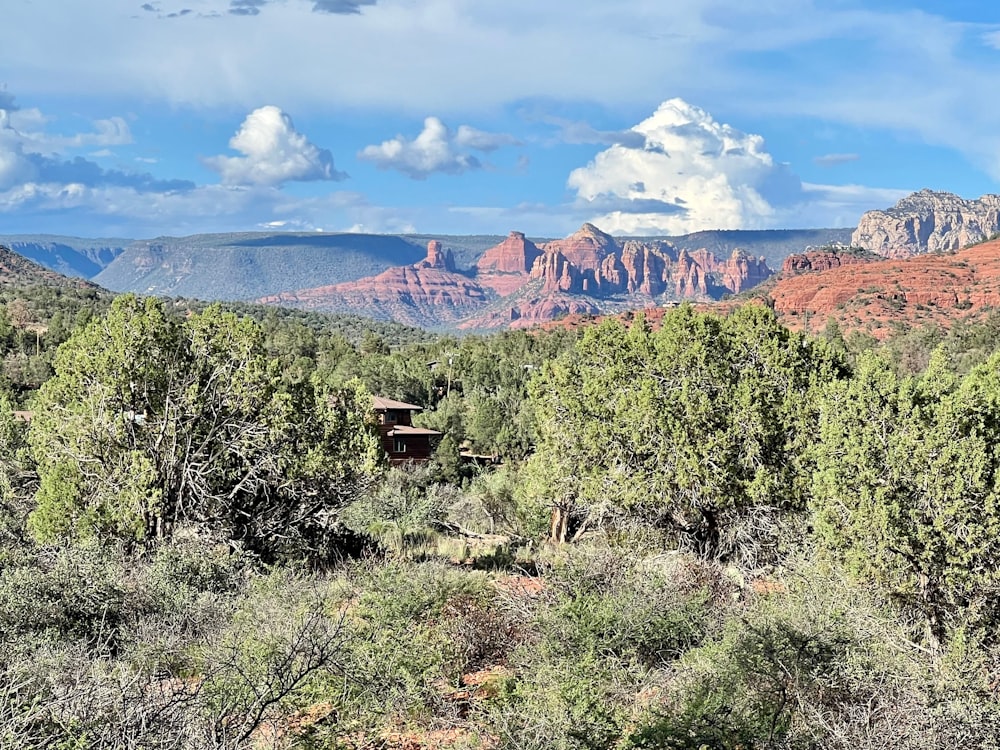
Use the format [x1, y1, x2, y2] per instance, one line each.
[258, 225, 774, 330]
[258, 240, 489, 327]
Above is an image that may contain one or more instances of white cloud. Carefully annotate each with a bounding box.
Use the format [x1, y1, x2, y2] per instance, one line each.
[4, 1, 1000, 191]
[983, 30, 1000, 50]
[568, 98, 804, 234]
[0, 176, 420, 237]
[4, 110, 132, 156]
[0, 102, 138, 190]
[203, 105, 346, 186]
[359, 116, 517, 179]
[0, 119, 37, 190]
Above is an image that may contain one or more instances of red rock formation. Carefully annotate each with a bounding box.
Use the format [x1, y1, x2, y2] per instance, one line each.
[717, 249, 772, 293]
[530, 251, 582, 293]
[476, 232, 542, 295]
[420, 239, 456, 271]
[542, 223, 618, 272]
[780, 249, 873, 276]
[460, 295, 601, 330]
[259, 240, 487, 328]
[766, 239, 1000, 339]
[259, 226, 777, 330]
[673, 249, 709, 297]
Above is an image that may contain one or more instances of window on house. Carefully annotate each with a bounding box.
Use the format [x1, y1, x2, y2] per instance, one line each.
[394, 439, 407, 453]
[386, 411, 398, 423]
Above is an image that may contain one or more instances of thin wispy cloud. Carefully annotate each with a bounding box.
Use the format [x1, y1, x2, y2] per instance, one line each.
[542, 116, 647, 148]
[814, 153, 861, 167]
[312, 0, 377, 14]
[228, 0, 267, 16]
[225, 0, 377, 15]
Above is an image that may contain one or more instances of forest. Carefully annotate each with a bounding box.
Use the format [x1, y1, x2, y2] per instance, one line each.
[4, 281, 1000, 749]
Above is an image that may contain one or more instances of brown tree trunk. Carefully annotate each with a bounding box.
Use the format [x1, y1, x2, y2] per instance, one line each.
[549, 503, 569, 543]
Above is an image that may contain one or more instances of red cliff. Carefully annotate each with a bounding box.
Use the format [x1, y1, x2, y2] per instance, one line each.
[476, 232, 543, 295]
[259, 240, 488, 328]
[259, 227, 777, 330]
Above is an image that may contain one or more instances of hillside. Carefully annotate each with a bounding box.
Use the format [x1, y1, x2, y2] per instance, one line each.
[0, 245, 106, 290]
[0, 235, 128, 278]
[759, 239, 1000, 338]
[94, 232, 436, 300]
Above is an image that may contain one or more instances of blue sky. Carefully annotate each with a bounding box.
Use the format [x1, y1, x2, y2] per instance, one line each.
[1, 0, 999, 239]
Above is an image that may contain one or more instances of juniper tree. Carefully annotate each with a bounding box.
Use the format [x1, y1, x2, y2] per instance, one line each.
[28, 294, 383, 559]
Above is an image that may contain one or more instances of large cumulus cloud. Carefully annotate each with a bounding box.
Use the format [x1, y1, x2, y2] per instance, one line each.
[568, 98, 804, 234]
[203, 105, 346, 186]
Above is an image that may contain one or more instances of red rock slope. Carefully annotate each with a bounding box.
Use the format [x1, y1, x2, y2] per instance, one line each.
[764, 240, 1000, 338]
[259, 240, 490, 328]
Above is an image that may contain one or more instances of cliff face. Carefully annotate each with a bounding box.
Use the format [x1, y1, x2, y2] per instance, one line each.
[476, 232, 543, 295]
[260, 225, 777, 330]
[259, 240, 489, 328]
[852, 190, 1000, 258]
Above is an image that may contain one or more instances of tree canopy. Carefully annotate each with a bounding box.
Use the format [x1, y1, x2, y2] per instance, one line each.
[524, 304, 845, 555]
[27, 295, 384, 559]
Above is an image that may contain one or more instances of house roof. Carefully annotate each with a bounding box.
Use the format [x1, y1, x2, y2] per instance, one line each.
[388, 425, 442, 437]
[372, 395, 423, 411]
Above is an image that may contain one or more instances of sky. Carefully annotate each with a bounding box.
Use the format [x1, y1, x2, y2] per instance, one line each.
[2, 0, 1000, 239]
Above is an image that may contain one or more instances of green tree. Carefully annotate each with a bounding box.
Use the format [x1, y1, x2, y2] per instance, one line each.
[28, 295, 384, 559]
[813, 350, 1000, 645]
[525, 305, 842, 556]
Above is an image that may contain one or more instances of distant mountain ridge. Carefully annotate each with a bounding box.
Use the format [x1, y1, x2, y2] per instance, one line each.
[0, 244, 105, 290]
[260, 224, 791, 329]
[0, 235, 128, 278]
[93, 233, 434, 300]
[2, 226, 852, 330]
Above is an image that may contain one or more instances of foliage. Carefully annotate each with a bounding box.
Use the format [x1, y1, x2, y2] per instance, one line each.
[482, 547, 721, 750]
[524, 304, 844, 556]
[27, 295, 384, 560]
[813, 349, 1000, 644]
[340, 464, 451, 557]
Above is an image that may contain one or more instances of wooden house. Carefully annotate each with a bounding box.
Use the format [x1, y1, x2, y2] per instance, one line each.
[372, 396, 442, 464]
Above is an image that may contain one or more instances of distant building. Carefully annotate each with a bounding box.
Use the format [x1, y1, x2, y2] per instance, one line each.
[372, 396, 442, 464]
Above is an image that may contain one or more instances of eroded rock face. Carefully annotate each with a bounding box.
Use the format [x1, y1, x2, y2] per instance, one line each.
[476, 232, 543, 295]
[259, 240, 487, 328]
[780, 249, 875, 276]
[542, 223, 617, 272]
[420, 239, 456, 271]
[852, 190, 1000, 258]
[460, 295, 602, 330]
[260, 225, 776, 329]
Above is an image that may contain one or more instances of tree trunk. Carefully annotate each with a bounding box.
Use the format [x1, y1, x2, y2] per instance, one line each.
[549, 503, 569, 543]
